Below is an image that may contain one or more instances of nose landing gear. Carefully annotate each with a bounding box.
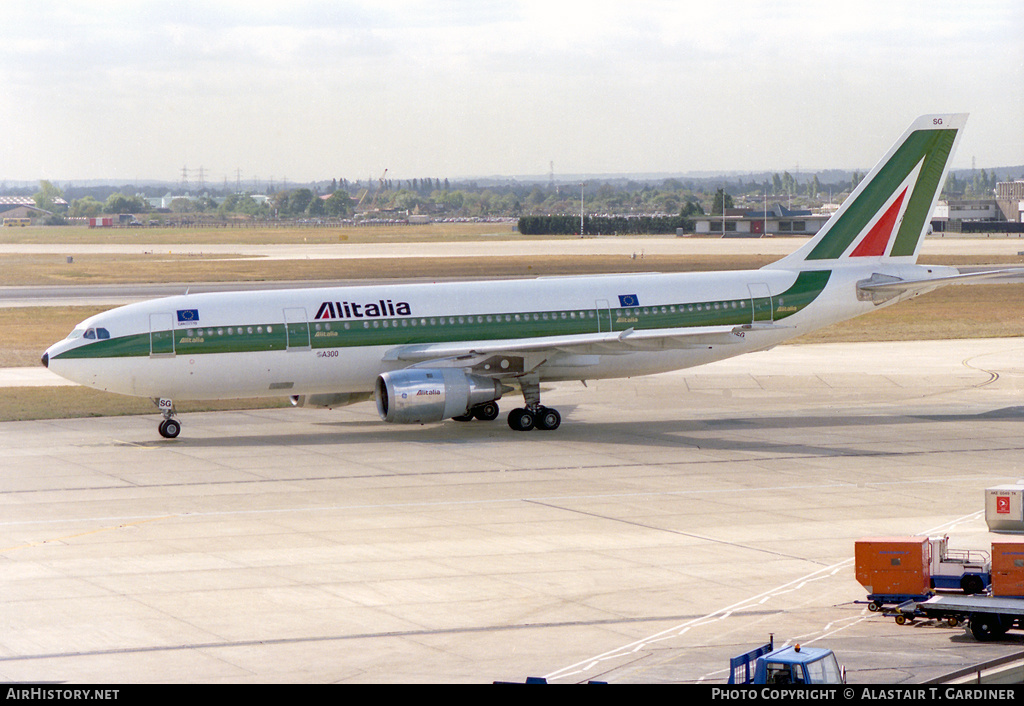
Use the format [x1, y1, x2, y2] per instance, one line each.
[155, 398, 180, 439]
[158, 417, 181, 439]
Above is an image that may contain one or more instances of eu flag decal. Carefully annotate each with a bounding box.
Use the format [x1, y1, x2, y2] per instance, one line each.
[618, 294, 639, 307]
[177, 309, 199, 323]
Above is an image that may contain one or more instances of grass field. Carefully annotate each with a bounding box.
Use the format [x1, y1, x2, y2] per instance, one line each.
[2, 224, 1021, 422]
[0, 252, 781, 286]
[0, 222, 517, 246]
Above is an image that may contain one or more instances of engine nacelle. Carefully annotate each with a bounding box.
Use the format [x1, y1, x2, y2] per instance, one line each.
[375, 369, 505, 424]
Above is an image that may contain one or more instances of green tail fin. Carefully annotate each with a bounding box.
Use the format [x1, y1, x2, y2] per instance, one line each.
[767, 114, 967, 269]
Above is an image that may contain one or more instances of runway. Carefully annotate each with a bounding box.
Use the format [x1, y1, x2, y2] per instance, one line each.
[2, 232, 1023, 261]
[1, 337, 1022, 683]
[2, 234, 1021, 309]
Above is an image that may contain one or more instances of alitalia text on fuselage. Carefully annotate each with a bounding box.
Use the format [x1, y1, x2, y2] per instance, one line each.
[315, 298, 412, 321]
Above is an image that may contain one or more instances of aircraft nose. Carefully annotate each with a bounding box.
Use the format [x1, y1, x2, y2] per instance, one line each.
[41, 351, 49, 368]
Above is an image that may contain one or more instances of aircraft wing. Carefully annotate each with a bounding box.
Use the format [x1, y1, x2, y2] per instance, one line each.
[384, 322, 788, 366]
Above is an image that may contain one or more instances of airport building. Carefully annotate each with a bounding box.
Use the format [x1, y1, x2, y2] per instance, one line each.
[0, 196, 62, 224]
[932, 199, 1003, 223]
[996, 180, 1024, 222]
[930, 183, 1024, 231]
[692, 204, 829, 237]
[693, 186, 1024, 238]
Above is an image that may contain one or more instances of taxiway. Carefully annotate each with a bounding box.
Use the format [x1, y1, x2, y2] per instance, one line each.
[1, 337, 1022, 683]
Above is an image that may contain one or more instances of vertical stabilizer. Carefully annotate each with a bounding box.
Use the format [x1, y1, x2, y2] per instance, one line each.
[766, 114, 967, 269]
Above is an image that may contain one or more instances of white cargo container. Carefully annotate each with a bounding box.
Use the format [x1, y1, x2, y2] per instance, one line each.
[986, 484, 1024, 532]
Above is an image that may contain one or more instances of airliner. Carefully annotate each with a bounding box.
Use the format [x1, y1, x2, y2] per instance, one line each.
[41, 114, 1018, 438]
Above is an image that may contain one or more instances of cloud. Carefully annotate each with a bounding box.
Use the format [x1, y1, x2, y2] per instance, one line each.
[1, 0, 1021, 181]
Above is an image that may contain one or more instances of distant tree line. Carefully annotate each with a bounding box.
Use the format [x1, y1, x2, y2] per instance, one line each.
[944, 169, 1005, 198]
[13, 164, 1022, 226]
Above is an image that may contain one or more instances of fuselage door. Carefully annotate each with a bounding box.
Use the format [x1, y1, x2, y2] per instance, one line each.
[284, 308, 311, 350]
[747, 283, 773, 323]
[596, 299, 612, 332]
[149, 313, 175, 357]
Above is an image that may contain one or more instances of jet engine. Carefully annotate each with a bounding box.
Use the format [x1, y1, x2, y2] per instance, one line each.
[375, 369, 505, 424]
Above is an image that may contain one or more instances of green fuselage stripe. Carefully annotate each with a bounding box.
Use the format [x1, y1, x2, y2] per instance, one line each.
[54, 271, 831, 361]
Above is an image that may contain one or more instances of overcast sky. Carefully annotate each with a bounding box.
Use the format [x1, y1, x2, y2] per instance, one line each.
[1, 0, 1021, 185]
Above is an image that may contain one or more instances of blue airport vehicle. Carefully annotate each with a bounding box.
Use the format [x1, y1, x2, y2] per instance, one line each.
[729, 636, 845, 685]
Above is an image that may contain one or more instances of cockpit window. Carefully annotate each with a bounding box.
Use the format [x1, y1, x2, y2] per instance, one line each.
[81, 327, 110, 341]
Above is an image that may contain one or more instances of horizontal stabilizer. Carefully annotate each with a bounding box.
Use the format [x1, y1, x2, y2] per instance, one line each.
[858, 268, 1024, 293]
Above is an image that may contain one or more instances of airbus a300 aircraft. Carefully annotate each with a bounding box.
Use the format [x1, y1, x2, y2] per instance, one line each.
[41, 114, 1016, 438]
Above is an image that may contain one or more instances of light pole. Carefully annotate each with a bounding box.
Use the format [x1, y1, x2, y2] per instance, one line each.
[721, 186, 726, 236]
[580, 182, 586, 236]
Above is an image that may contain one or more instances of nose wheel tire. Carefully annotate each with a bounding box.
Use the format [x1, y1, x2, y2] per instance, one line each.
[158, 418, 181, 439]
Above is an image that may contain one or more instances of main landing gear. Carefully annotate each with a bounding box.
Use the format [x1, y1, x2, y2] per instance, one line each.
[507, 405, 560, 431]
[451, 377, 563, 432]
[452, 401, 501, 423]
[506, 376, 561, 432]
[155, 398, 180, 439]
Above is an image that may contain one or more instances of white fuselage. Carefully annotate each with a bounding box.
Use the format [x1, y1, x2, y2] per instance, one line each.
[43, 262, 943, 402]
